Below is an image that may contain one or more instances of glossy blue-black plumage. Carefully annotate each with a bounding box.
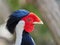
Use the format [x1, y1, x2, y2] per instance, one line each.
[21, 31, 35, 45]
[11, 9, 29, 18]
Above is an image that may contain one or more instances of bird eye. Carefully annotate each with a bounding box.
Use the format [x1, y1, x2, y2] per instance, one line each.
[27, 18, 31, 22]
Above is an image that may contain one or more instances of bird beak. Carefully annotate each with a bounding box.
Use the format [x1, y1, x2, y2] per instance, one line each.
[33, 21, 43, 24]
[28, 12, 44, 25]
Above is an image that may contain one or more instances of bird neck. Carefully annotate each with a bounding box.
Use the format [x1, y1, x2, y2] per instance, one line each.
[15, 20, 25, 45]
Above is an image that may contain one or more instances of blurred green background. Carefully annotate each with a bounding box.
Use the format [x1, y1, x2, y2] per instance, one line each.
[0, 0, 55, 45]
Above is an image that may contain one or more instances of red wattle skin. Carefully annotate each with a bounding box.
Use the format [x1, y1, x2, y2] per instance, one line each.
[22, 12, 41, 32]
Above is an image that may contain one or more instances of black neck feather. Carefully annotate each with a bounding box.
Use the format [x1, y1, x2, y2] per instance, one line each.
[6, 16, 20, 34]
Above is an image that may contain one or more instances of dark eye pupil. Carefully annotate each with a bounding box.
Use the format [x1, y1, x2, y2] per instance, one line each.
[27, 18, 31, 21]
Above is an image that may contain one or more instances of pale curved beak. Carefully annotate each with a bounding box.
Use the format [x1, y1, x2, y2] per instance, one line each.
[33, 21, 43, 24]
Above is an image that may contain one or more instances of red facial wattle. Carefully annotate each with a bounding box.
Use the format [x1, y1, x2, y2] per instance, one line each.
[22, 12, 42, 32]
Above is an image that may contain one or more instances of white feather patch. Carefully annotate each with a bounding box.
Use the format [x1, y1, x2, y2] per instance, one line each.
[0, 23, 14, 41]
[0, 23, 15, 45]
[15, 20, 25, 45]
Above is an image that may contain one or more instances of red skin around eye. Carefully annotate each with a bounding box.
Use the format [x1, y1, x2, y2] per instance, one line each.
[22, 15, 34, 32]
[22, 12, 41, 32]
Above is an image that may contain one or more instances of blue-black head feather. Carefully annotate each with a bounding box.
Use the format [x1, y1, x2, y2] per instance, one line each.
[6, 9, 30, 34]
[11, 9, 29, 18]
